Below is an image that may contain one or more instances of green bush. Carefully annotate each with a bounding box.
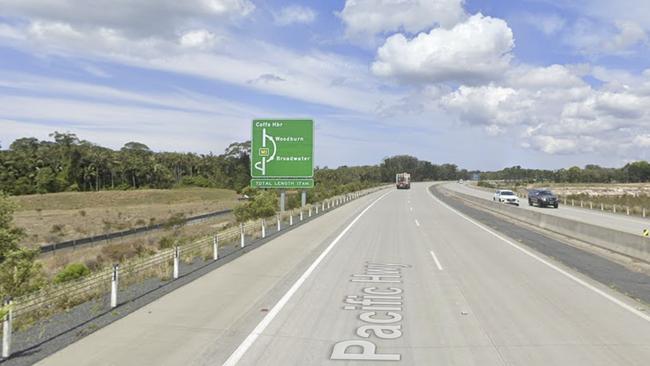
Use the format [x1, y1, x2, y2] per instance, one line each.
[477, 180, 495, 188]
[234, 191, 278, 222]
[159, 236, 175, 249]
[54, 263, 90, 284]
[180, 176, 212, 188]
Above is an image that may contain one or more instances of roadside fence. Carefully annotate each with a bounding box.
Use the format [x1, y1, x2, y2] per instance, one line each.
[0, 186, 388, 361]
[39, 208, 234, 255]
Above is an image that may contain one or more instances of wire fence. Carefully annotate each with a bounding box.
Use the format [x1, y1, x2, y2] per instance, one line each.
[470, 183, 650, 219]
[39, 208, 234, 254]
[0, 186, 388, 361]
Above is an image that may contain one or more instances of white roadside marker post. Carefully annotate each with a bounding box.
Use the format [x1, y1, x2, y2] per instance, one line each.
[173, 246, 180, 279]
[277, 214, 281, 231]
[261, 219, 266, 239]
[300, 210, 303, 221]
[308, 206, 312, 217]
[601, 203, 604, 211]
[111, 264, 119, 308]
[213, 234, 219, 260]
[644, 208, 646, 218]
[316, 204, 319, 214]
[627, 207, 630, 215]
[590, 202, 593, 209]
[614, 205, 617, 213]
[2, 298, 12, 359]
[240, 223, 245, 248]
[289, 212, 293, 226]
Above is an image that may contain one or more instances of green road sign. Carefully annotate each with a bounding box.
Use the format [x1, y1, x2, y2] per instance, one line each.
[251, 179, 314, 189]
[251, 119, 314, 179]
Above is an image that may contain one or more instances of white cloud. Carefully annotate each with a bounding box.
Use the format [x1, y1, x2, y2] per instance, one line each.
[0, 17, 402, 115]
[440, 85, 526, 134]
[526, 14, 566, 35]
[273, 5, 316, 26]
[180, 29, 219, 49]
[437, 65, 650, 156]
[566, 19, 647, 56]
[81, 64, 111, 78]
[372, 14, 514, 84]
[633, 135, 650, 147]
[338, 0, 466, 43]
[0, 0, 255, 38]
[507, 64, 585, 89]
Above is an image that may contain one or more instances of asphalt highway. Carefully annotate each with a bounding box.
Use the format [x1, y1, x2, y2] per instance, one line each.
[445, 182, 650, 236]
[37, 183, 650, 365]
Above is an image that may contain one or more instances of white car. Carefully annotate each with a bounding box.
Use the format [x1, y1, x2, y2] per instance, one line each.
[493, 190, 520, 206]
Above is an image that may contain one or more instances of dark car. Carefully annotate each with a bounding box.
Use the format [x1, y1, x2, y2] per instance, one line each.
[528, 189, 559, 208]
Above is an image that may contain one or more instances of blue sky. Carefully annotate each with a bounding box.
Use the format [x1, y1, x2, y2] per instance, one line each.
[1, 0, 650, 170]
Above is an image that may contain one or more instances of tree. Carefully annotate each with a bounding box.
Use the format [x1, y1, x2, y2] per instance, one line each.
[0, 192, 44, 300]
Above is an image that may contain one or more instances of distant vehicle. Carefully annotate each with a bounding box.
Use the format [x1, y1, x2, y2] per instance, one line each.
[493, 189, 520, 206]
[528, 189, 559, 208]
[396, 172, 411, 189]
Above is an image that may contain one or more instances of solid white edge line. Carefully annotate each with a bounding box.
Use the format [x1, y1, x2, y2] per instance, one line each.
[222, 190, 393, 366]
[426, 185, 650, 323]
[429, 250, 443, 271]
[415, 219, 420, 227]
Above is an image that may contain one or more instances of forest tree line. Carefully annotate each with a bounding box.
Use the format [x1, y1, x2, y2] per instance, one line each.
[0, 133, 472, 196]
[479, 163, 650, 183]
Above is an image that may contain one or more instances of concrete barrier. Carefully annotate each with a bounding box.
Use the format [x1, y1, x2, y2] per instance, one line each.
[438, 186, 650, 262]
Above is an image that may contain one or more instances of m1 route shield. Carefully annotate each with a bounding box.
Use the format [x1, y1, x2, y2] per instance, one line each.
[251, 119, 314, 182]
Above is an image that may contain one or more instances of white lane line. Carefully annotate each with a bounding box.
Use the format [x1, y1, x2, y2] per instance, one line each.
[426, 186, 650, 323]
[222, 191, 393, 366]
[415, 219, 420, 227]
[429, 250, 443, 271]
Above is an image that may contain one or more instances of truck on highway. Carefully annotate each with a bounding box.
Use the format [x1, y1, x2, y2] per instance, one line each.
[396, 173, 411, 189]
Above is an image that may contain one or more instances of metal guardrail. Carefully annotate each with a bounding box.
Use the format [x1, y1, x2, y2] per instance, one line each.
[1, 186, 390, 360]
[39, 208, 233, 254]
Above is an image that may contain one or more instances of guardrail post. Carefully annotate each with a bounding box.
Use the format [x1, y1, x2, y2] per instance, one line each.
[240, 223, 245, 248]
[173, 246, 180, 279]
[261, 219, 266, 238]
[111, 264, 119, 308]
[213, 235, 219, 260]
[2, 298, 12, 359]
